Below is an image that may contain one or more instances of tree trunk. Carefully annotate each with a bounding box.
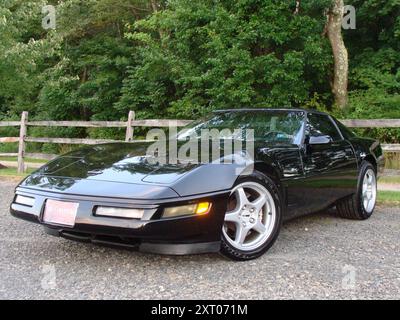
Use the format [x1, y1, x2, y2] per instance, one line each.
[150, 0, 159, 13]
[150, 0, 165, 40]
[326, 0, 348, 109]
[294, 1, 301, 15]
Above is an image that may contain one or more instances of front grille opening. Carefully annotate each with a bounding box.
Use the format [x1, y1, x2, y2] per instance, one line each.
[60, 231, 140, 249]
[94, 234, 140, 246]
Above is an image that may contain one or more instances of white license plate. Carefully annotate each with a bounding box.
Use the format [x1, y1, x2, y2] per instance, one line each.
[43, 199, 79, 227]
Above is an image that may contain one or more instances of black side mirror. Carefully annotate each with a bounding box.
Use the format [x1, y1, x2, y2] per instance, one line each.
[308, 135, 332, 145]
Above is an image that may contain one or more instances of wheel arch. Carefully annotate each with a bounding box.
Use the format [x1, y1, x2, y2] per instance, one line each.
[364, 154, 377, 172]
[253, 162, 281, 183]
[221, 164, 284, 260]
[251, 162, 286, 206]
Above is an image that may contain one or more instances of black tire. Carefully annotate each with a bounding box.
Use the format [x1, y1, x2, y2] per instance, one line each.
[336, 161, 377, 220]
[220, 171, 283, 261]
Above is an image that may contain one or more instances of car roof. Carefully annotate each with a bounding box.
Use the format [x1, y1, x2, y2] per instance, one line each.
[213, 108, 329, 116]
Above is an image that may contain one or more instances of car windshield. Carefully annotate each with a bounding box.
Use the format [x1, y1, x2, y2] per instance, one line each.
[177, 110, 305, 145]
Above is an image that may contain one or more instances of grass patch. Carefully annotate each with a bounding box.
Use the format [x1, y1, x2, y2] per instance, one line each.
[0, 156, 47, 164]
[0, 167, 35, 177]
[378, 191, 400, 204]
[385, 152, 400, 170]
[379, 176, 400, 184]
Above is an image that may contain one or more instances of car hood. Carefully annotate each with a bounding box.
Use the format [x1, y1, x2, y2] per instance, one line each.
[28, 143, 199, 185]
[19, 142, 251, 197]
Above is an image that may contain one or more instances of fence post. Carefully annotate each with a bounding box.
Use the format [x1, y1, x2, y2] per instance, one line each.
[17, 111, 28, 174]
[125, 110, 135, 142]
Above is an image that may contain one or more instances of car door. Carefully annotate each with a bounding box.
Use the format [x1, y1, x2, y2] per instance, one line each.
[300, 112, 358, 213]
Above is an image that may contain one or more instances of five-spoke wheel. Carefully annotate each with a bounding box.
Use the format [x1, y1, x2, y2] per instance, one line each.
[362, 168, 377, 214]
[336, 161, 377, 220]
[220, 172, 282, 261]
[223, 182, 276, 251]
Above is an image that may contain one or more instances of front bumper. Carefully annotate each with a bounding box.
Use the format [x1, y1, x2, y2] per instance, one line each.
[10, 187, 229, 255]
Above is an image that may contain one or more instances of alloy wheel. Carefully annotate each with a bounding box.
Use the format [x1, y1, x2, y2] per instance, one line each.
[362, 169, 377, 213]
[223, 181, 276, 251]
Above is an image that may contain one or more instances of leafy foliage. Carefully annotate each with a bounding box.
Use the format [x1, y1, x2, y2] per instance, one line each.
[118, 0, 332, 118]
[344, 0, 400, 142]
[0, 0, 399, 151]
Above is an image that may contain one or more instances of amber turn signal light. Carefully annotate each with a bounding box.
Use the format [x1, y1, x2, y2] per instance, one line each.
[195, 202, 212, 215]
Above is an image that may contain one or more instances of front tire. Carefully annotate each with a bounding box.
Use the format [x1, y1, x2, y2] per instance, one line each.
[336, 161, 377, 220]
[220, 171, 282, 261]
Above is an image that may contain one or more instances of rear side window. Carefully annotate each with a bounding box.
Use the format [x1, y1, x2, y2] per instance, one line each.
[333, 118, 356, 139]
[306, 113, 342, 142]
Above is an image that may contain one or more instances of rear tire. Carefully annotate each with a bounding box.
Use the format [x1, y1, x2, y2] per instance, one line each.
[336, 161, 377, 220]
[220, 171, 282, 261]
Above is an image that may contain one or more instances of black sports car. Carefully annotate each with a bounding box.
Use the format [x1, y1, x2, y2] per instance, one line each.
[10, 109, 384, 260]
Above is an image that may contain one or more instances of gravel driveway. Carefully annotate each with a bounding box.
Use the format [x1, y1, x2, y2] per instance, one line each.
[0, 178, 399, 300]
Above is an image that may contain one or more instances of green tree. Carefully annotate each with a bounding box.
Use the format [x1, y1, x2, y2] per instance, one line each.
[0, 0, 55, 115]
[117, 0, 333, 118]
[0, 0, 399, 147]
[343, 0, 400, 142]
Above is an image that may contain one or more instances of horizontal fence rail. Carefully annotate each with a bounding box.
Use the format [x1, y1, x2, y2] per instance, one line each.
[0, 121, 20, 127]
[0, 152, 18, 157]
[132, 119, 192, 127]
[0, 137, 19, 143]
[381, 144, 400, 152]
[0, 111, 399, 173]
[27, 121, 128, 128]
[0, 120, 192, 128]
[25, 137, 119, 145]
[341, 119, 400, 128]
